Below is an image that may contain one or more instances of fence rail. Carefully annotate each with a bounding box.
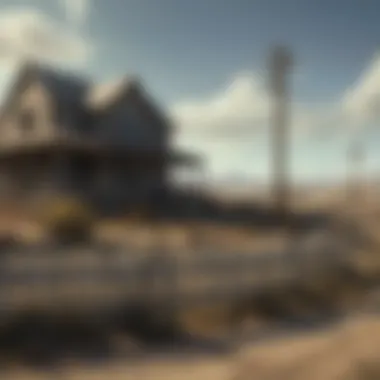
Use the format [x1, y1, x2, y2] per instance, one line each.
[0, 230, 352, 314]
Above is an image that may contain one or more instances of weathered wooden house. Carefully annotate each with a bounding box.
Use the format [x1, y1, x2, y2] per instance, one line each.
[0, 62, 196, 215]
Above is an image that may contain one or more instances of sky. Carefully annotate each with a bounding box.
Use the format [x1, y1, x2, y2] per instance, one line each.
[0, 0, 380, 185]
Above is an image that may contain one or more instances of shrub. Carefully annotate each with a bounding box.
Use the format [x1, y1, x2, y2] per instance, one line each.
[40, 197, 95, 244]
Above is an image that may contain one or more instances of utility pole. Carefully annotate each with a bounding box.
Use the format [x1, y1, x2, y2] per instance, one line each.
[269, 46, 293, 226]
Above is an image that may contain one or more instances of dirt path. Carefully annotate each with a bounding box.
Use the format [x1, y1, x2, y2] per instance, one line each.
[0, 314, 379, 380]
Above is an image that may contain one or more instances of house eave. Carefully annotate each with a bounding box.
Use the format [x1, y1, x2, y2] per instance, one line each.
[0, 139, 201, 167]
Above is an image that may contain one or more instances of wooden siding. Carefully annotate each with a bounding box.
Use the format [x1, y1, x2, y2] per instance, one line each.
[0, 79, 58, 149]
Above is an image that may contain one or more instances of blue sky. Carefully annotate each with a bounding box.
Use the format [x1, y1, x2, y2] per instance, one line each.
[0, 0, 380, 185]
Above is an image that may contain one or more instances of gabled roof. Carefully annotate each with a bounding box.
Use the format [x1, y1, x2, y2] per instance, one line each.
[0, 61, 197, 165]
[32, 63, 89, 104]
[85, 75, 172, 134]
[85, 75, 142, 111]
[0, 60, 89, 123]
[0, 60, 171, 136]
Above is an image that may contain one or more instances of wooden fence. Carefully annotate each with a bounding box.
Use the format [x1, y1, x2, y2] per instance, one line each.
[0, 230, 351, 315]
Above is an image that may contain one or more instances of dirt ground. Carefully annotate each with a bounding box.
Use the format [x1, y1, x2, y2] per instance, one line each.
[0, 314, 379, 380]
[233, 314, 380, 380]
[0, 191, 379, 379]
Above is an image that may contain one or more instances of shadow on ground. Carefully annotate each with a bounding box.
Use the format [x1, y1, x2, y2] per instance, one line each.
[0, 303, 355, 372]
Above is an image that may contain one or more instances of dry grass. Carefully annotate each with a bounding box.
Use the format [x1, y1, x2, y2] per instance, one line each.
[0, 194, 380, 380]
[0, 213, 290, 253]
[94, 218, 290, 253]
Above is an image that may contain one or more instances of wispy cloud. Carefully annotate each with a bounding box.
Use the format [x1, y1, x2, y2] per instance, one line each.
[171, 71, 335, 143]
[170, 55, 380, 179]
[172, 53, 380, 143]
[341, 53, 380, 126]
[60, 0, 90, 28]
[171, 72, 270, 140]
[0, 7, 93, 68]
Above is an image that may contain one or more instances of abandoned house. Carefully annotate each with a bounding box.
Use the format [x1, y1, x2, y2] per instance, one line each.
[0, 61, 198, 215]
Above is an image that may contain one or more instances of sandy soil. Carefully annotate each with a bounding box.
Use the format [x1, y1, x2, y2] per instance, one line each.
[0, 315, 379, 380]
[233, 315, 380, 380]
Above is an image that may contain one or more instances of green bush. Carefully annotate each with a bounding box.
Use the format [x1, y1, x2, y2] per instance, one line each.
[41, 197, 95, 243]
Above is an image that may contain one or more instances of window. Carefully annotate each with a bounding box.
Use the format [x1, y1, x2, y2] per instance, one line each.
[19, 109, 35, 134]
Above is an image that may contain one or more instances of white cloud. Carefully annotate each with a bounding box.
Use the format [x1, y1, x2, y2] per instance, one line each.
[0, 8, 93, 68]
[61, 0, 89, 28]
[172, 53, 380, 145]
[171, 73, 270, 140]
[171, 71, 334, 143]
[341, 53, 380, 126]
[171, 56, 380, 179]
